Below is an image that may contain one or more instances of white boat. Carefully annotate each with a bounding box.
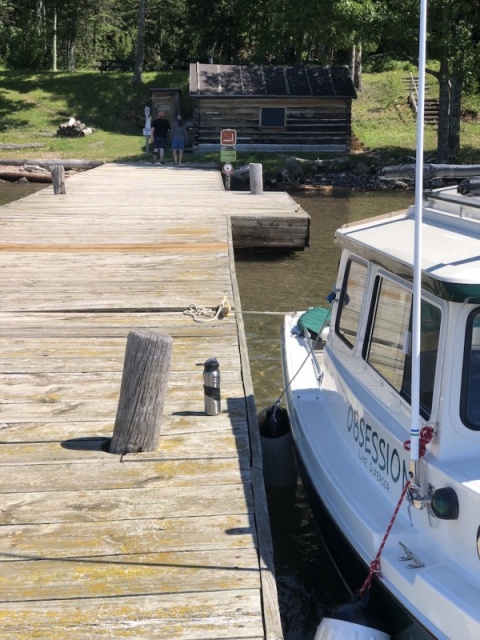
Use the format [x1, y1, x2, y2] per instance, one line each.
[280, 181, 480, 639]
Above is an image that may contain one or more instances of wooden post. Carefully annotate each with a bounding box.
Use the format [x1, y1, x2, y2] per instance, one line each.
[249, 163, 263, 195]
[110, 330, 173, 455]
[51, 165, 66, 194]
[144, 106, 151, 156]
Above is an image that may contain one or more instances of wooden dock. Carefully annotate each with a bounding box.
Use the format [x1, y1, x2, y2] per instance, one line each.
[0, 163, 309, 639]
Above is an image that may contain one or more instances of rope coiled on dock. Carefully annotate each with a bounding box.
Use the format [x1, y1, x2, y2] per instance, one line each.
[183, 296, 297, 322]
[183, 297, 232, 322]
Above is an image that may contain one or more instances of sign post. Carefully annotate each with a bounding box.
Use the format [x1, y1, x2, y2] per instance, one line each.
[220, 128, 237, 163]
[220, 129, 237, 146]
[221, 161, 235, 190]
[143, 106, 151, 155]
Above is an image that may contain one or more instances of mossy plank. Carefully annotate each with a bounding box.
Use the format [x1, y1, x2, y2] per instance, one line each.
[0, 548, 261, 601]
[0, 513, 256, 558]
[0, 415, 248, 442]
[0, 483, 254, 525]
[0, 589, 264, 640]
[0, 458, 250, 493]
[0, 428, 250, 464]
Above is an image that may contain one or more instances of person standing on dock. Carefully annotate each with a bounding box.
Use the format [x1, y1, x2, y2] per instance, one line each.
[150, 110, 170, 164]
[171, 115, 187, 166]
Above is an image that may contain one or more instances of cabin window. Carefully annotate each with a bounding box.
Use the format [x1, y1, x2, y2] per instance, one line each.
[260, 107, 286, 127]
[461, 309, 480, 430]
[336, 259, 368, 349]
[365, 277, 440, 419]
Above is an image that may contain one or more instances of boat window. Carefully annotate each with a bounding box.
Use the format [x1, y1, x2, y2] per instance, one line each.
[336, 259, 368, 349]
[366, 277, 440, 419]
[461, 309, 480, 430]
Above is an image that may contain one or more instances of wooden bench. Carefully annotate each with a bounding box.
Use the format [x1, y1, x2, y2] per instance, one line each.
[97, 59, 135, 72]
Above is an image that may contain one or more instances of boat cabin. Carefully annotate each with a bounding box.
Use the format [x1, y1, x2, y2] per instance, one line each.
[333, 188, 480, 459]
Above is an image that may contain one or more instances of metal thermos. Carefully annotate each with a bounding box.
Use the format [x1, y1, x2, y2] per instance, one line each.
[202, 358, 221, 415]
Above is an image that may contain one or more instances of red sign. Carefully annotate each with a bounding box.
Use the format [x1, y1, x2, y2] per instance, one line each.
[220, 129, 237, 146]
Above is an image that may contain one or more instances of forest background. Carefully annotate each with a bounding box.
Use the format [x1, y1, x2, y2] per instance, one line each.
[1, 0, 480, 165]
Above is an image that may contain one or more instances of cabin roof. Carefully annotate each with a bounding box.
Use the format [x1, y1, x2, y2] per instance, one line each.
[335, 187, 480, 301]
[189, 64, 356, 98]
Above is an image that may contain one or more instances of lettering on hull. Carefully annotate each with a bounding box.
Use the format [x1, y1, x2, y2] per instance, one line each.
[347, 404, 409, 493]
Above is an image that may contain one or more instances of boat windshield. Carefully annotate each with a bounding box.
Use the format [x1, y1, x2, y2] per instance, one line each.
[461, 309, 480, 430]
[336, 260, 442, 419]
[336, 259, 368, 348]
[345, 271, 441, 420]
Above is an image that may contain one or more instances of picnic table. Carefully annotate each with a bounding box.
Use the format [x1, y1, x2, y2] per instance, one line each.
[97, 59, 135, 72]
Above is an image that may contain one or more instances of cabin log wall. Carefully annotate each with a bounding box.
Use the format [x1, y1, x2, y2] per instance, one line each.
[192, 97, 352, 149]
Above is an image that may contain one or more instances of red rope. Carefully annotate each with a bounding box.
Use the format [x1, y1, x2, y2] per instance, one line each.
[358, 425, 434, 597]
[358, 479, 411, 597]
[403, 425, 434, 457]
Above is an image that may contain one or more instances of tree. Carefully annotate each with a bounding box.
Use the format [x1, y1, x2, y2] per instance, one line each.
[132, 0, 146, 82]
[378, 0, 480, 162]
[328, 0, 382, 89]
[428, 0, 480, 161]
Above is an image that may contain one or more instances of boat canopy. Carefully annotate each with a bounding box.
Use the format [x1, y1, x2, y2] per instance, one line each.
[336, 190, 480, 302]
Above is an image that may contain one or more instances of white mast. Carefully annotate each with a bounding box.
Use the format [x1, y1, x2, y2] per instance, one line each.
[410, 0, 428, 469]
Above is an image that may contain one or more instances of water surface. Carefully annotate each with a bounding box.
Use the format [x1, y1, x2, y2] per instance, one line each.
[0, 182, 46, 206]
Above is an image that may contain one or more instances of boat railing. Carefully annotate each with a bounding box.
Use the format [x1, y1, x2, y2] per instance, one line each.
[409, 72, 419, 113]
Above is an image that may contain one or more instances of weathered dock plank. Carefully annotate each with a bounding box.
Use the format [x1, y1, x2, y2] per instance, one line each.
[0, 458, 250, 493]
[0, 163, 285, 640]
[0, 590, 265, 640]
[0, 483, 253, 524]
[1, 548, 261, 600]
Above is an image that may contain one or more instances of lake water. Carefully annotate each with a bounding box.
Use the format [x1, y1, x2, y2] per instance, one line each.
[0, 180, 414, 639]
[234, 189, 415, 639]
[0, 181, 46, 206]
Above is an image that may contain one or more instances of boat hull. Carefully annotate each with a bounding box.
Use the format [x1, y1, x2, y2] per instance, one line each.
[280, 186, 480, 640]
[294, 447, 434, 640]
[280, 311, 480, 640]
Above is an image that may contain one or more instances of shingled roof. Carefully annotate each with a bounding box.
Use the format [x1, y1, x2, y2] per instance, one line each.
[189, 63, 356, 99]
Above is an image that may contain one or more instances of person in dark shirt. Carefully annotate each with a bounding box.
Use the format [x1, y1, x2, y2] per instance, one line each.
[150, 111, 170, 164]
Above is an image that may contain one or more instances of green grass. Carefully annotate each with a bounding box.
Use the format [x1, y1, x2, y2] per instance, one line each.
[0, 70, 190, 162]
[0, 68, 479, 166]
[353, 70, 480, 163]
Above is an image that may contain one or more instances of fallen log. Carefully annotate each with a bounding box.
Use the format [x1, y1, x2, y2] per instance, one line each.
[0, 170, 52, 183]
[0, 159, 103, 169]
[23, 164, 51, 174]
[0, 143, 45, 150]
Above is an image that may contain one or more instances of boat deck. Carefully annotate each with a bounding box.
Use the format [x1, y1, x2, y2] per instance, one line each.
[0, 163, 289, 639]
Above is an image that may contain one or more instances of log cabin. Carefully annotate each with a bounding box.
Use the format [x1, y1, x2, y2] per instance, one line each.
[189, 63, 356, 152]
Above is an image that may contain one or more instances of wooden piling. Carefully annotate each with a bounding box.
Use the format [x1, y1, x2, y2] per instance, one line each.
[51, 165, 66, 194]
[250, 163, 263, 195]
[110, 330, 173, 455]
